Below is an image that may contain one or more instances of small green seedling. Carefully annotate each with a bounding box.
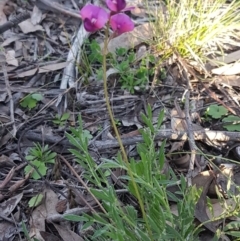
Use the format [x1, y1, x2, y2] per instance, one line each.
[222, 115, 240, 131]
[114, 48, 155, 93]
[24, 143, 56, 180]
[53, 113, 70, 127]
[205, 104, 228, 119]
[28, 193, 43, 208]
[83, 40, 154, 93]
[69, 115, 93, 142]
[22, 221, 40, 241]
[20, 93, 43, 110]
[114, 118, 121, 126]
[81, 129, 93, 141]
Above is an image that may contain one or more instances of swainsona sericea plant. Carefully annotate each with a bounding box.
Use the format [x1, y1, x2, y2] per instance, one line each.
[80, 0, 134, 35]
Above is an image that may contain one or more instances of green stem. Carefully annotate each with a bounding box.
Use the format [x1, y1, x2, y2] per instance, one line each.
[102, 25, 153, 240]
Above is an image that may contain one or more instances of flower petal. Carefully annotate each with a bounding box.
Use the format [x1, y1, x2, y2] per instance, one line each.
[83, 18, 98, 32]
[80, 4, 96, 20]
[110, 13, 134, 35]
[95, 8, 110, 29]
[80, 4, 109, 32]
[106, 0, 126, 12]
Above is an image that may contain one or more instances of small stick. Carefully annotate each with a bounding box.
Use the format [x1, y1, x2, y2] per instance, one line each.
[0, 12, 30, 34]
[2, 63, 17, 136]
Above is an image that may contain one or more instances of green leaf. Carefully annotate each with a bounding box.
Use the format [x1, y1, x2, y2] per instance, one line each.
[224, 221, 240, 232]
[45, 152, 56, 163]
[82, 130, 93, 141]
[98, 159, 126, 170]
[31, 93, 43, 101]
[24, 164, 34, 176]
[225, 231, 240, 238]
[61, 113, 70, 121]
[25, 155, 35, 161]
[90, 188, 112, 202]
[117, 60, 129, 72]
[115, 47, 127, 56]
[223, 123, 240, 131]
[222, 115, 240, 123]
[92, 225, 109, 239]
[21, 221, 31, 239]
[96, 69, 103, 80]
[28, 194, 43, 207]
[206, 104, 228, 119]
[157, 109, 165, 129]
[36, 162, 47, 178]
[25, 160, 47, 180]
[20, 95, 37, 109]
[63, 214, 88, 222]
[128, 52, 135, 63]
[222, 115, 240, 131]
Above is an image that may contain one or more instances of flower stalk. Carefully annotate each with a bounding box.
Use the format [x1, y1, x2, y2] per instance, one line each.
[80, 0, 153, 238]
[102, 25, 153, 241]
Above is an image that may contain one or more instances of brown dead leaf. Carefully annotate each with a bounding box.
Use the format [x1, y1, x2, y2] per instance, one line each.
[214, 75, 240, 87]
[169, 141, 185, 153]
[0, 91, 7, 101]
[0, 167, 15, 189]
[31, 5, 42, 25]
[0, 0, 8, 26]
[0, 193, 23, 217]
[55, 199, 67, 213]
[211, 50, 240, 65]
[40, 231, 61, 241]
[8, 174, 30, 193]
[211, 63, 240, 75]
[171, 109, 186, 131]
[172, 154, 190, 168]
[208, 198, 238, 220]
[0, 221, 16, 241]
[131, 7, 146, 17]
[5, 50, 18, 66]
[192, 170, 214, 189]
[121, 130, 141, 138]
[171, 171, 219, 232]
[13, 62, 69, 78]
[29, 188, 59, 240]
[1, 36, 21, 47]
[53, 223, 84, 241]
[3, 3, 15, 16]
[0, 154, 16, 167]
[104, 23, 153, 53]
[194, 170, 218, 233]
[18, 19, 44, 34]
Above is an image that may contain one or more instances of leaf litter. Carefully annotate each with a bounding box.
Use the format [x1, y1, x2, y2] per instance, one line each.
[1, 0, 240, 240]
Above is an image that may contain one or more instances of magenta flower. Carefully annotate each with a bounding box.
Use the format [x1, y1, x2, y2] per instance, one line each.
[110, 13, 134, 35]
[106, 0, 126, 12]
[80, 4, 109, 32]
[80, 1, 134, 35]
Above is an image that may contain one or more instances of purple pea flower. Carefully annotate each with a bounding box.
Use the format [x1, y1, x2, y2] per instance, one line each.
[106, 0, 126, 12]
[106, 0, 134, 13]
[110, 13, 134, 35]
[80, 1, 134, 36]
[80, 4, 109, 32]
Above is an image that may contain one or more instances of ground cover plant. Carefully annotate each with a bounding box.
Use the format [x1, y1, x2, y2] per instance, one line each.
[1, 0, 240, 241]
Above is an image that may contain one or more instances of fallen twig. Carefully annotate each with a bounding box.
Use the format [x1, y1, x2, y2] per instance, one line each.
[2, 63, 17, 136]
[38, 0, 81, 19]
[177, 59, 200, 178]
[0, 11, 30, 34]
[23, 129, 240, 151]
